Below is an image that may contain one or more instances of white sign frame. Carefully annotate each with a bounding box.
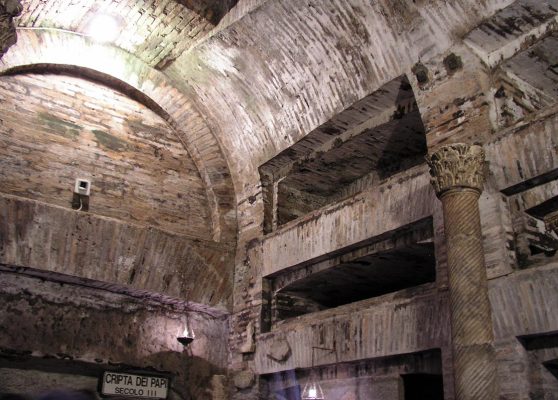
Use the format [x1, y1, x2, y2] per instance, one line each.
[100, 371, 170, 399]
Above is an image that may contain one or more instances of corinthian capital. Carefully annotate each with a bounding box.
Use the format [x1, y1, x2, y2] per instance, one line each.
[427, 143, 486, 197]
[0, 0, 23, 59]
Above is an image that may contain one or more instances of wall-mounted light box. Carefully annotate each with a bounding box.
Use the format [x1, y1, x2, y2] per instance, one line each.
[74, 178, 91, 196]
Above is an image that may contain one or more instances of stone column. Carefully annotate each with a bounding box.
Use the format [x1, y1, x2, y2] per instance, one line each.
[427, 143, 497, 400]
[261, 174, 279, 234]
[0, 0, 23, 59]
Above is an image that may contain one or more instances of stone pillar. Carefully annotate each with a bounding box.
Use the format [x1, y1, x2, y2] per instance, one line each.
[427, 143, 497, 400]
[0, 0, 23, 59]
[261, 175, 279, 234]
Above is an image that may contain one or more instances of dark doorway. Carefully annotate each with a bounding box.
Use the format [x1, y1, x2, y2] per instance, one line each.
[402, 373, 444, 400]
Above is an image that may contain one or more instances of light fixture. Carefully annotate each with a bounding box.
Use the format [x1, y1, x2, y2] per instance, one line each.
[85, 14, 120, 43]
[301, 346, 336, 400]
[177, 322, 195, 347]
[302, 379, 325, 400]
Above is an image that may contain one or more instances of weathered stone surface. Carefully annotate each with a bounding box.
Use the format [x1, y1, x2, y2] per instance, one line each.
[1, 1, 558, 400]
[485, 105, 558, 193]
[0, 30, 237, 243]
[490, 262, 558, 339]
[239, 321, 255, 354]
[256, 285, 448, 374]
[0, 271, 228, 398]
[13, 0, 233, 67]
[0, 369, 98, 396]
[267, 338, 291, 363]
[0, 0, 21, 58]
[464, 0, 558, 69]
[0, 73, 211, 238]
[429, 143, 497, 400]
[208, 375, 228, 400]
[171, 0, 515, 201]
[0, 195, 234, 307]
[412, 44, 495, 148]
[233, 370, 255, 390]
[259, 75, 426, 229]
[261, 166, 435, 276]
[546, 211, 558, 235]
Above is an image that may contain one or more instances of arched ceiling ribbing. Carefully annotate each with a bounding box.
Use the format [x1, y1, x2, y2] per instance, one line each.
[0, 28, 237, 242]
[165, 0, 516, 231]
[7, 0, 522, 240]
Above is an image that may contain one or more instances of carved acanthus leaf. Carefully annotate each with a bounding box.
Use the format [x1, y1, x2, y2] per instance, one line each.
[427, 143, 486, 197]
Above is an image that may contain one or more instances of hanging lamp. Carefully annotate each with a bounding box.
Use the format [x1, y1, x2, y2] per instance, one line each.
[301, 346, 335, 400]
[301, 378, 325, 400]
[177, 312, 195, 346]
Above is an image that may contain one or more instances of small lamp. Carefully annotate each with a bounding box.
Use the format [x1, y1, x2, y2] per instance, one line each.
[302, 379, 325, 400]
[301, 346, 335, 400]
[177, 322, 195, 346]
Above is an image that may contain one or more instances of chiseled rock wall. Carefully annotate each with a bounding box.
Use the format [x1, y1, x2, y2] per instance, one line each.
[0, 271, 229, 399]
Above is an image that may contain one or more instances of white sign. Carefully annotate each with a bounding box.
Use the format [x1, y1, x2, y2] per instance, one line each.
[101, 372, 169, 399]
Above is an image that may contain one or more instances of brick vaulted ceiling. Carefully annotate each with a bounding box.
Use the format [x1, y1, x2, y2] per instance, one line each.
[16, 0, 239, 68]
[3, 0, 246, 243]
[6, 0, 543, 242]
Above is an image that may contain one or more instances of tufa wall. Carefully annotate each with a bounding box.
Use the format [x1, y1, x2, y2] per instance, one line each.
[0, 270, 229, 399]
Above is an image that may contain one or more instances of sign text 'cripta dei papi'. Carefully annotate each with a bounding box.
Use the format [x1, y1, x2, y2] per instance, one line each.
[100, 371, 170, 399]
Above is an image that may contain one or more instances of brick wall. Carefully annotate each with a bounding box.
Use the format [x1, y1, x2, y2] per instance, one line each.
[0, 73, 212, 239]
[0, 195, 234, 307]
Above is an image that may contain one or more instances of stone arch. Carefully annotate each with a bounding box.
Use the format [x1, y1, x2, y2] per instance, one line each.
[166, 0, 515, 236]
[1, 28, 237, 242]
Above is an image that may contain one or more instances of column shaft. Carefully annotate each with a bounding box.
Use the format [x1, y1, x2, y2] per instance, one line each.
[427, 143, 497, 400]
[441, 189, 496, 400]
